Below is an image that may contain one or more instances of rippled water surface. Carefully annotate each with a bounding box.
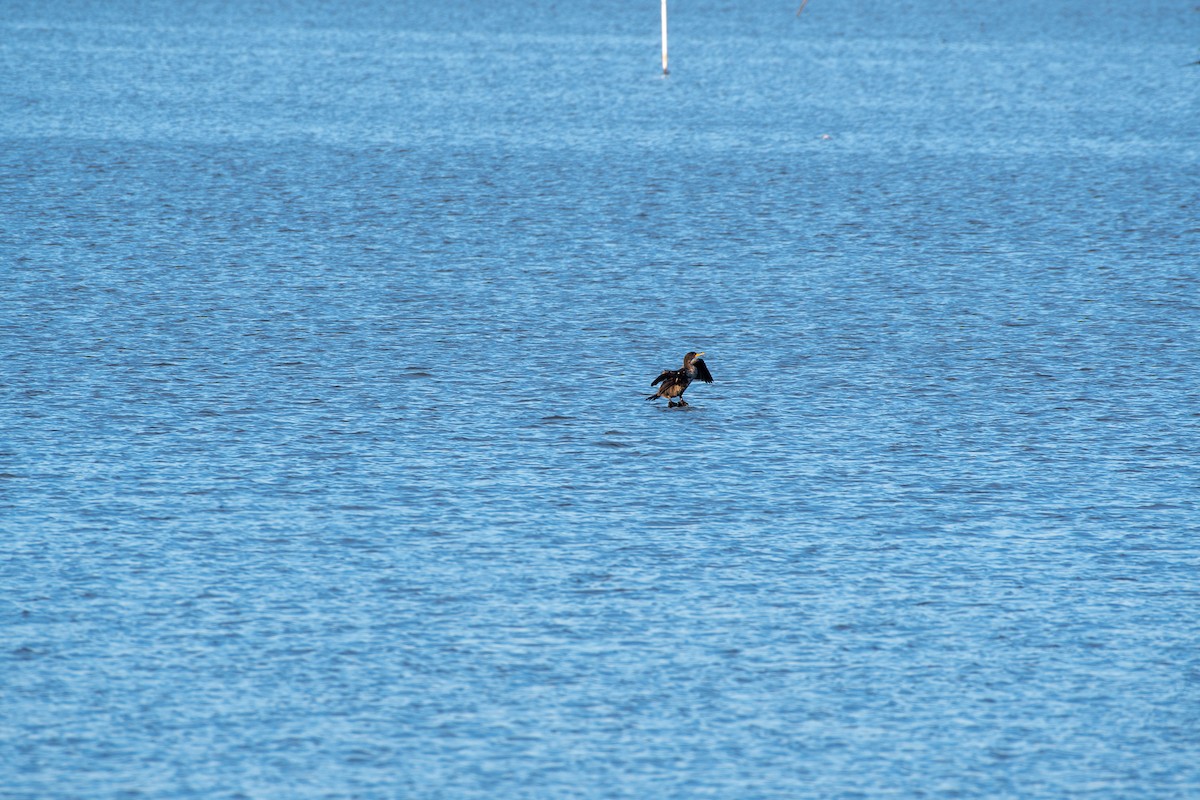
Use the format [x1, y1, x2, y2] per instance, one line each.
[3, 1, 1198, 797]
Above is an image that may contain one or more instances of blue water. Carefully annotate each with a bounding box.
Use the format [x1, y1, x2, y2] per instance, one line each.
[3, 1, 1199, 797]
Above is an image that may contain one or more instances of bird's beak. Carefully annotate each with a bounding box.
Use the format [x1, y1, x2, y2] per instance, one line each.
[695, 352, 705, 357]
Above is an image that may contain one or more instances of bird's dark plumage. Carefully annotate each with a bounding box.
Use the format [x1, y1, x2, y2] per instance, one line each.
[647, 351, 714, 407]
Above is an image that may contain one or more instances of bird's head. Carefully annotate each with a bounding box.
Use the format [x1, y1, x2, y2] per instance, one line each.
[685, 351, 704, 362]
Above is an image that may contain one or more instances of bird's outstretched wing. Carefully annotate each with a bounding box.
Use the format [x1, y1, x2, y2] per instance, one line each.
[651, 369, 675, 387]
[693, 358, 714, 383]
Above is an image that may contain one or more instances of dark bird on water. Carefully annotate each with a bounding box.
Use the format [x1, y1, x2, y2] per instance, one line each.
[647, 351, 714, 407]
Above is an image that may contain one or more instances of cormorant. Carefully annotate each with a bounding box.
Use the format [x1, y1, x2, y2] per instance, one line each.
[646, 351, 713, 407]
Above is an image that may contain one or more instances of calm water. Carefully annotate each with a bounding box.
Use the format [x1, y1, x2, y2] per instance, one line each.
[2, 1, 1199, 797]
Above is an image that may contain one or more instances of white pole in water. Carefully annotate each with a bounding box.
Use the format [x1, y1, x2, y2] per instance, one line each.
[661, 0, 669, 75]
